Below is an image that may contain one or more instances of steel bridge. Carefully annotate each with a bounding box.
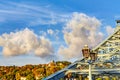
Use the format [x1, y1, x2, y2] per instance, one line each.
[44, 21, 120, 80]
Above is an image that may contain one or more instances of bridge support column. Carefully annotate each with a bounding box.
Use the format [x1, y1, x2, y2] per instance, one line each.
[89, 64, 92, 80]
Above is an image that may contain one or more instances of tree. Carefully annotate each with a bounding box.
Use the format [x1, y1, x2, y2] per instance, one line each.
[26, 73, 35, 80]
[15, 72, 21, 80]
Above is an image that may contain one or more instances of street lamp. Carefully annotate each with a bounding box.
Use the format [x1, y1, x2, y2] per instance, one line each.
[82, 45, 97, 80]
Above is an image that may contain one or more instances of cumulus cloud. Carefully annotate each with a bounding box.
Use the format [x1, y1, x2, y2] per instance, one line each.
[106, 25, 115, 35]
[34, 37, 54, 57]
[0, 28, 54, 58]
[58, 12, 104, 59]
[47, 29, 60, 40]
[47, 29, 54, 35]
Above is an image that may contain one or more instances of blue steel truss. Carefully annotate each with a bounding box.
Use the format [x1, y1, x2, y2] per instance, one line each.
[44, 21, 120, 80]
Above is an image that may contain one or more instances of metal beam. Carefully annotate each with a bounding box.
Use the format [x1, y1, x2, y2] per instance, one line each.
[65, 68, 120, 74]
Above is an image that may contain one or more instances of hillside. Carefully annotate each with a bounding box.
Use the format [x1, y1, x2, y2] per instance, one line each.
[0, 61, 71, 80]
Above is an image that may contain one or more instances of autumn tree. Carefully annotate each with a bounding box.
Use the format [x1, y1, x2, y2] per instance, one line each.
[26, 73, 35, 80]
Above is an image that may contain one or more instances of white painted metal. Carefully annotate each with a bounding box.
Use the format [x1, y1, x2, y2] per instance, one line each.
[66, 68, 120, 74]
[88, 64, 92, 80]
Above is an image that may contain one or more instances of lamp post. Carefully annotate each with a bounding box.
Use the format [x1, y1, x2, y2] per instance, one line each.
[82, 45, 97, 80]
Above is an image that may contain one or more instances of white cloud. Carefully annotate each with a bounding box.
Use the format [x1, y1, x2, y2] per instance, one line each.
[47, 29, 54, 35]
[58, 12, 104, 59]
[0, 28, 54, 58]
[0, 2, 71, 25]
[55, 30, 60, 40]
[106, 25, 115, 35]
[34, 37, 54, 57]
[29, 19, 57, 26]
[47, 29, 60, 40]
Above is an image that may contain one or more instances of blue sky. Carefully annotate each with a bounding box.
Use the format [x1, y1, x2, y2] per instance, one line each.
[0, 0, 119, 66]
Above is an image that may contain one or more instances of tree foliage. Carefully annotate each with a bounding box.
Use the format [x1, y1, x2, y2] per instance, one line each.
[0, 61, 71, 79]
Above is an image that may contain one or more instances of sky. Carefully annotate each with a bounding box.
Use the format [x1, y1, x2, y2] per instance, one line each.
[0, 0, 119, 66]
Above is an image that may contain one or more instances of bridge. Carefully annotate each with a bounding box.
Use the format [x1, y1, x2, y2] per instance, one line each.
[65, 68, 120, 74]
[44, 20, 120, 80]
